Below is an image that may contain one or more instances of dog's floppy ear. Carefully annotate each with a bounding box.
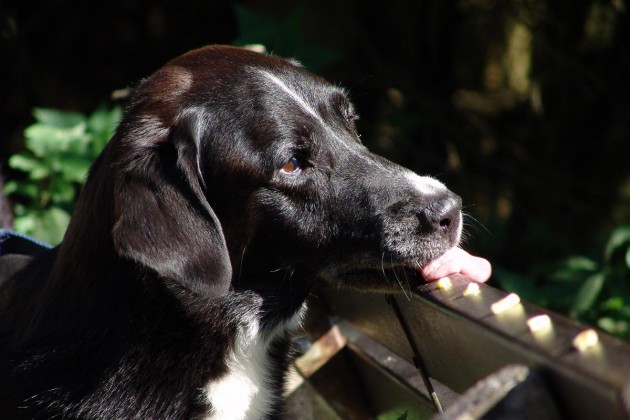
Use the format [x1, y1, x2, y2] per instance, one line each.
[111, 109, 232, 298]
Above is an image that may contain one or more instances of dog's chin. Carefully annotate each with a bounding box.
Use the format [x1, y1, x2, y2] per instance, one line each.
[324, 265, 427, 294]
[321, 244, 457, 293]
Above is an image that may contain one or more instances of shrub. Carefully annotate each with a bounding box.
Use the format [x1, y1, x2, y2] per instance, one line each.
[4, 106, 121, 244]
[495, 225, 630, 338]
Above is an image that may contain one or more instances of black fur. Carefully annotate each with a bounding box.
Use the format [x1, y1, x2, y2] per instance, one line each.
[0, 45, 462, 419]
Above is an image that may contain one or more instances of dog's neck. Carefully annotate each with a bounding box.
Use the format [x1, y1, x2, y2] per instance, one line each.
[230, 264, 314, 331]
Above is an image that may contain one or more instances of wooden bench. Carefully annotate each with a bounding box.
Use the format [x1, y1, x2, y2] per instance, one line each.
[286, 275, 630, 419]
[2, 230, 628, 418]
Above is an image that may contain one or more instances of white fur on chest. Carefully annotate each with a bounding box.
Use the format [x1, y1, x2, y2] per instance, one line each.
[202, 306, 305, 420]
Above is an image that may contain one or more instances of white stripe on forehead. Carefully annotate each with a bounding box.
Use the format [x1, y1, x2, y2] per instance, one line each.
[257, 69, 390, 171]
[258, 70, 323, 123]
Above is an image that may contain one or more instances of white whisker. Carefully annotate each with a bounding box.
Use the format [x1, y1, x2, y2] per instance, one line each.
[390, 254, 410, 301]
[381, 252, 389, 283]
[239, 245, 247, 284]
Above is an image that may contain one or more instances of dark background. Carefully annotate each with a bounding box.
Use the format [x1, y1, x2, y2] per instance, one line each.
[1, 0, 629, 321]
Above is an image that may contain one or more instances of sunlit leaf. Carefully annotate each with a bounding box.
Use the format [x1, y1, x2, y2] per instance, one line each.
[395, 412, 408, 420]
[57, 154, 92, 183]
[49, 177, 76, 202]
[24, 123, 89, 157]
[9, 153, 43, 172]
[571, 273, 605, 317]
[19, 207, 72, 244]
[563, 256, 599, 272]
[3, 180, 18, 195]
[87, 105, 122, 151]
[9, 154, 52, 180]
[543, 256, 598, 283]
[33, 108, 85, 128]
[600, 297, 624, 311]
[376, 410, 409, 420]
[598, 317, 630, 336]
[604, 225, 630, 263]
[8, 105, 119, 244]
[12, 214, 36, 235]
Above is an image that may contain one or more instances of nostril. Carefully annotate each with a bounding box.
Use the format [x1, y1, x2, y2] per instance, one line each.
[418, 194, 462, 233]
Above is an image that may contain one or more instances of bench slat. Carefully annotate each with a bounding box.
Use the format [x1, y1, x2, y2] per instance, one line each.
[324, 275, 630, 419]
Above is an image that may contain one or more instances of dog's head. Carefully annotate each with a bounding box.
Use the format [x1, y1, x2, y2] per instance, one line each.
[70, 46, 462, 302]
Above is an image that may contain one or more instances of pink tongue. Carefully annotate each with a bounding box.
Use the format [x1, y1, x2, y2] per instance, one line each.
[420, 248, 492, 283]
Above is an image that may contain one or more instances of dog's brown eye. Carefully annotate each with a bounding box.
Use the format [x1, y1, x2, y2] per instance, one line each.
[280, 155, 302, 174]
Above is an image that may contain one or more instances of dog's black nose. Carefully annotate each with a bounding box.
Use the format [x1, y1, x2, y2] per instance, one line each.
[418, 194, 462, 235]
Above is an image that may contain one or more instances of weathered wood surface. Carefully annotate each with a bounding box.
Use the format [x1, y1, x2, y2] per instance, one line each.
[434, 364, 560, 420]
[324, 275, 630, 419]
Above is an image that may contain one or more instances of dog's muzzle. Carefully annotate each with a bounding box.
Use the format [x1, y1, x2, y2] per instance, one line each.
[418, 193, 462, 242]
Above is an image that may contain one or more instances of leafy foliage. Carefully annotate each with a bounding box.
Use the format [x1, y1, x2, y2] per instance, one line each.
[5, 106, 121, 244]
[495, 225, 630, 338]
[377, 410, 408, 420]
[395, 412, 408, 420]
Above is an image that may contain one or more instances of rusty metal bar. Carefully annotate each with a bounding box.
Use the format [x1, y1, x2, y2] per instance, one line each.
[388, 294, 444, 413]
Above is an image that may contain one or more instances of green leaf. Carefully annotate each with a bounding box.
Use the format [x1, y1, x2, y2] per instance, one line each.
[550, 256, 597, 282]
[3, 180, 18, 195]
[24, 123, 89, 157]
[13, 207, 71, 244]
[604, 225, 630, 263]
[12, 213, 36, 235]
[65, 134, 92, 155]
[9, 154, 52, 179]
[33, 108, 85, 128]
[377, 410, 408, 420]
[563, 256, 598, 272]
[598, 317, 630, 336]
[49, 177, 76, 203]
[86, 105, 121, 152]
[626, 247, 630, 270]
[600, 296, 624, 311]
[56, 154, 92, 183]
[4, 180, 39, 200]
[395, 412, 408, 420]
[9, 153, 43, 172]
[7, 105, 121, 245]
[542, 256, 598, 283]
[570, 273, 606, 317]
[37, 207, 71, 244]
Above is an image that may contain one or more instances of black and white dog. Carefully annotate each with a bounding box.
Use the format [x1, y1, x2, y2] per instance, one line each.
[0, 46, 490, 419]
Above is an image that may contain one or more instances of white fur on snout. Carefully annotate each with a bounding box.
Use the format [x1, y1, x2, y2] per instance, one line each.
[405, 172, 464, 245]
[404, 172, 448, 196]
